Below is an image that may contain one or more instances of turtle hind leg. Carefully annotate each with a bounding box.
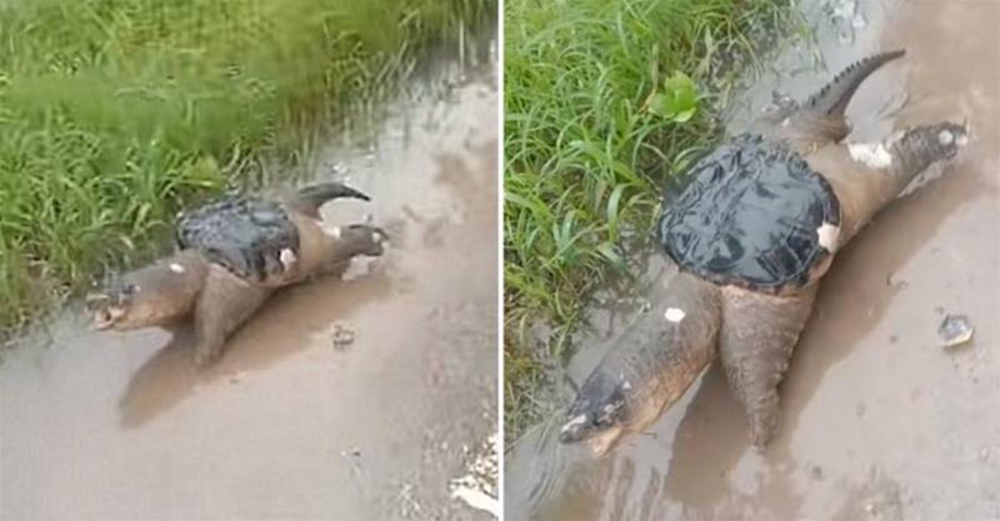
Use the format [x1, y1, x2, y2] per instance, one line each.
[718, 286, 818, 448]
[192, 265, 272, 367]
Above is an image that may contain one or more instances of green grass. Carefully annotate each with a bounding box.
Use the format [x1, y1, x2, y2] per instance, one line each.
[0, 0, 495, 335]
[503, 0, 794, 438]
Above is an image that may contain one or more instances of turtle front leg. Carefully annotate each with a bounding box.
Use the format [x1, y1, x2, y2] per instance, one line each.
[192, 265, 273, 367]
[718, 285, 818, 448]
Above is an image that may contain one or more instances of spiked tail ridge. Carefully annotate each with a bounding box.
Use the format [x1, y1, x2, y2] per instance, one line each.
[805, 49, 906, 116]
[287, 182, 372, 218]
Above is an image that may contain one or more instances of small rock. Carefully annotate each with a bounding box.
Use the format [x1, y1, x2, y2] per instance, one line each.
[770, 89, 797, 112]
[329, 162, 349, 175]
[851, 13, 867, 30]
[332, 323, 356, 350]
[341, 447, 362, 459]
[939, 314, 974, 348]
[810, 464, 824, 481]
[886, 272, 908, 290]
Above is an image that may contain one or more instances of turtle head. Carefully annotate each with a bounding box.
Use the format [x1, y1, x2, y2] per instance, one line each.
[87, 252, 207, 331]
[558, 369, 630, 455]
[86, 277, 144, 331]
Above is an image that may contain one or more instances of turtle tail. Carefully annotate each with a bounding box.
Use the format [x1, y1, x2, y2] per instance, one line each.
[287, 182, 372, 218]
[804, 49, 906, 116]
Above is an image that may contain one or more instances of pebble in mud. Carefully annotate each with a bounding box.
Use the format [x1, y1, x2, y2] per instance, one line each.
[331, 323, 356, 350]
[886, 272, 908, 290]
[938, 314, 975, 348]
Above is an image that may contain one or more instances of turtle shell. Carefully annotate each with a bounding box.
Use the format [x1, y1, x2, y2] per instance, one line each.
[176, 194, 299, 282]
[658, 134, 841, 293]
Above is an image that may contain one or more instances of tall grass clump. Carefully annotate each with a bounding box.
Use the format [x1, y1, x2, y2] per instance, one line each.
[0, 0, 495, 334]
[504, 0, 792, 437]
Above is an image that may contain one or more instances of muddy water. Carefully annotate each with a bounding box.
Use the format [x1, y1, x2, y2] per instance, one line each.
[506, 1, 1000, 519]
[0, 53, 498, 519]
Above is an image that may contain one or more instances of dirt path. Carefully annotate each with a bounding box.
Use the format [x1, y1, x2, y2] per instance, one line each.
[506, 1, 999, 519]
[0, 55, 498, 520]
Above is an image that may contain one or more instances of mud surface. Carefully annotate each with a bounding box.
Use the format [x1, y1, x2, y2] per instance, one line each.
[506, 1, 1000, 519]
[0, 51, 498, 520]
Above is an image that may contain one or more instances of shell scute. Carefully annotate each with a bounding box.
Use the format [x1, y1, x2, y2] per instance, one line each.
[176, 194, 299, 282]
[658, 134, 840, 292]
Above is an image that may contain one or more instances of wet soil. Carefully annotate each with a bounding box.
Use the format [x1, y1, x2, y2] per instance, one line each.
[0, 53, 498, 519]
[506, 0, 1000, 519]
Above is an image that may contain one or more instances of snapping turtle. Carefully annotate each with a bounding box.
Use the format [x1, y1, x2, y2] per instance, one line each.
[87, 182, 387, 366]
[559, 50, 969, 453]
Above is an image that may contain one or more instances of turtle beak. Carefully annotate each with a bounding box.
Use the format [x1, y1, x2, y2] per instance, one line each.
[86, 293, 126, 331]
[558, 413, 592, 443]
[558, 411, 624, 456]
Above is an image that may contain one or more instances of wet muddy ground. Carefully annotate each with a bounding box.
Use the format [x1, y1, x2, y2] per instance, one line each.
[506, 0, 1000, 519]
[0, 52, 498, 519]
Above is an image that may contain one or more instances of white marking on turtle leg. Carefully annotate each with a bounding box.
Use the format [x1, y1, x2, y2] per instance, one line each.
[279, 248, 297, 269]
[324, 226, 342, 239]
[169, 263, 186, 273]
[664, 307, 686, 323]
[816, 221, 840, 252]
[938, 129, 954, 145]
[848, 141, 893, 169]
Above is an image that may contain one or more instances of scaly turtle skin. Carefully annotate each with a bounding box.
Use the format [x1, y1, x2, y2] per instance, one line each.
[559, 50, 969, 453]
[86, 182, 386, 367]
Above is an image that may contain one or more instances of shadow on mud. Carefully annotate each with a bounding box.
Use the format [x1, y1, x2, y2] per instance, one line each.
[117, 261, 396, 428]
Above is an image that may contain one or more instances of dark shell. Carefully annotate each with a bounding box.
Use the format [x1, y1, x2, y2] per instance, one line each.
[176, 194, 299, 282]
[658, 134, 840, 292]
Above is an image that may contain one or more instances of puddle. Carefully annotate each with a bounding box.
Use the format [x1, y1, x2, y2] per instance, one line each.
[506, 0, 1000, 519]
[0, 43, 499, 520]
